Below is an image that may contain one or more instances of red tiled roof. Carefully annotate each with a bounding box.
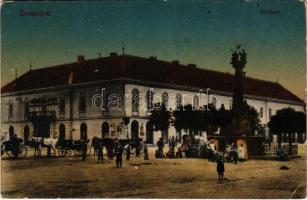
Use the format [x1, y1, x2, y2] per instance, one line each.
[1, 53, 303, 104]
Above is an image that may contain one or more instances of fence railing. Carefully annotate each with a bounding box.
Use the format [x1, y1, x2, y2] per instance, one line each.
[264, 143, 298, 155]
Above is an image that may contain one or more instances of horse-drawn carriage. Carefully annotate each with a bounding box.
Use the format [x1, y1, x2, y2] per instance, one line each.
[1, 138, 27, 159]
[57, 139, 91, 157]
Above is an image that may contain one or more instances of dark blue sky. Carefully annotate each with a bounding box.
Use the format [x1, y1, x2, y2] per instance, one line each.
[1, 0, 305, 99]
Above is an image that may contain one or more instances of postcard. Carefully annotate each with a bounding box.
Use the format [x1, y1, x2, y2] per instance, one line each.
[1, 0, 306, 198]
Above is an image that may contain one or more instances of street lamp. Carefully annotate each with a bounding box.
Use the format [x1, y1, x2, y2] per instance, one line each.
[206, 88, 211, 110]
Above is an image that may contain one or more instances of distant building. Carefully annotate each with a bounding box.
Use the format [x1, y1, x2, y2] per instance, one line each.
[1, 53, 305, 144]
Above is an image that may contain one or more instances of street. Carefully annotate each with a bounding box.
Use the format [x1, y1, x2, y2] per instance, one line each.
[1, 148, 306, 198]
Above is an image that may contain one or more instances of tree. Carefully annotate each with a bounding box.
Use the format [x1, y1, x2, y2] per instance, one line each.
[268, 108, 306, 155]
[212, 105, 233, 133]
[173, 104, 207, 136]
[149, 103, 172, 143]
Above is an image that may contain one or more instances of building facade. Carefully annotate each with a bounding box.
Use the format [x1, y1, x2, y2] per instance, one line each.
[1, 53, 305, 144]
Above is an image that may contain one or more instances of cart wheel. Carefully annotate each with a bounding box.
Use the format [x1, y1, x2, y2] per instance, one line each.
[5, 149, 13, 158]
[58, 148, 67, 157]
[73, 150, 81, 157]
[18, 146, 27, 158]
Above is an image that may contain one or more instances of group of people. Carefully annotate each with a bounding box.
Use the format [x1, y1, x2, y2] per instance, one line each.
[90, 138, 149, 168]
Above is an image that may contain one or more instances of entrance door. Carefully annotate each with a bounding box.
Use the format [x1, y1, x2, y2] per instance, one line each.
[9, 126, 14, 139]
[35, 121, 50, 138]
[131, 120, 139, 141]
[162, 130, 168, 144]
[146, 121, 153, 144]
[24, 126, 30, 143]
[59, 124, 65, 140]
[101, 122, 109, 138]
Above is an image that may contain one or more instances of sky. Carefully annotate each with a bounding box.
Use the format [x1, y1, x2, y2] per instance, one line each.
[1, 0, 306, 100]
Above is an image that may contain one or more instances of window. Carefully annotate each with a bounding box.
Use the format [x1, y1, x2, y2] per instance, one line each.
[176, 94, 182, 109]
[24, 98, 29, 120]
[146, 90, 154, 111]
[79, 92, 86, 112]
[8, 100, 13, 119]
[132, 89, 139, 115]
[193, 95, 199, 109]
[269, 108, 272, 119]
[162, 92, 169, 108]
[259, 107, 263, 118]
[59, 97, 65, 113]
[212, 97, 217, 108]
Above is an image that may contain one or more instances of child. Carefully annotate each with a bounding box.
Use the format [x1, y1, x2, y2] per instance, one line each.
[216, 155, 225, 183]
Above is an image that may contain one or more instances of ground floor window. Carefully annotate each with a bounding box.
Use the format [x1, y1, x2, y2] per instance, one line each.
[24, 125, 30, 143]
[131, 120, 139, 141]
[101, 122, 109, 138]
[80, 123, 87, 141]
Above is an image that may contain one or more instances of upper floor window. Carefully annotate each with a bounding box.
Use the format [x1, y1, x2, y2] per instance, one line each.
[132, 89, 139, 115]
[24, 98, 29, 120]
[162, 92, 169, 108]
[259, 107, 263, 118]
[193, 95, 199, 109]
[146, 90, 153, 111]
[8, 99, 13, 119]
[59, 97, 65, 113]
[269, 108, 272, 119]
[176, 94, 182, 109]
[79, 92, 86, 113]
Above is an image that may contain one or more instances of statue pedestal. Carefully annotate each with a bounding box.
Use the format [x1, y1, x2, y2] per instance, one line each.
[207, 135, 265, 160]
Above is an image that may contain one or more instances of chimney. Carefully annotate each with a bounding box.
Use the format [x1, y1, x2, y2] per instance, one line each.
[172, 60, 179, 65]
[110, 52, 118, 57]
[149, 56, 157, 60]
[77, 55, 85, 64]
[187, 64, 197, 69]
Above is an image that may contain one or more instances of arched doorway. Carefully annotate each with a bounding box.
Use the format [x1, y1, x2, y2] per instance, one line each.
[59, 124, 65, 140]
[131, 120, 139, 141]
[9, 126, 14, 139]
[80, 123, 87, 141]
[24, 126, 30, 144]
[146, 121, 153, 144]
[101, 122, 109, 138]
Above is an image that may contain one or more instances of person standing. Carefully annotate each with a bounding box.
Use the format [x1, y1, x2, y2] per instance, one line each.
[97, 141, 103, 163]
[144, 142, 149, 160]
[114, 140, 124, 168]
[81, 139, 87, 162]
[34, 137, 41, 157]
[11, 134, 20, 159]
[238, 144, 245, 162]
[216, 155, 225, 183]
[124, 141, 131, 161]
[135, 138, 141, 157]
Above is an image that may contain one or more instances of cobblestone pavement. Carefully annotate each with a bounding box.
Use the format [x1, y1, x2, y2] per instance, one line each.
[1, 148, 306, 198]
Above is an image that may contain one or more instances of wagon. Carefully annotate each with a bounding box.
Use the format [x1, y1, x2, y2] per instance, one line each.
[57, 139, 90, 157]
[1, 139, 27, 159]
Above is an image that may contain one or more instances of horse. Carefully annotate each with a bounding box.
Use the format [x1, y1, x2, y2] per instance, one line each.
[30, 137, 59, 157]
